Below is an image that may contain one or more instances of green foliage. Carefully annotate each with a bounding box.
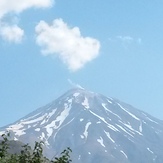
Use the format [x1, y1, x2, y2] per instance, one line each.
[0, 132, 10, 158]
[52, 147, 72, 163]
[19, 144, 31, 163]
[0, 132, 72, 163]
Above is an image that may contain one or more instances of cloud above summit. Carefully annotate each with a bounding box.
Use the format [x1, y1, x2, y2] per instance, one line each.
[0, 0, 54, 43]
[35, 18, 101, 71]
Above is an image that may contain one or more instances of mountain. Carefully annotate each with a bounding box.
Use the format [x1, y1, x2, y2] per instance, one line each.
[0, 88, 163, 162]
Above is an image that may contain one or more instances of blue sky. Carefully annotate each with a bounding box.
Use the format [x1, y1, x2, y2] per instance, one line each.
[0, 0, 163, 127]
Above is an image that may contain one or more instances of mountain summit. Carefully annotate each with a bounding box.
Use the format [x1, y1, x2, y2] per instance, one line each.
[0, 88, 163, 162]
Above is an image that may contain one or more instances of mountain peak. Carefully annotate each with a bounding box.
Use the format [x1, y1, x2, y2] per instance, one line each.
[58, 88, 99, 103]
[64, 87, 95, 96]
[1, 89, 163, 162]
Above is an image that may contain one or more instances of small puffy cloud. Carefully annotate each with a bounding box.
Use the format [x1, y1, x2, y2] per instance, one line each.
[0, 0, 54, 19]
[35, 18, 101, 71]
[0, 24, 24, 43]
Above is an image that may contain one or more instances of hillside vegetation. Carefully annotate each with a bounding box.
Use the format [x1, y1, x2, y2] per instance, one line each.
[0, 132, 72, 163]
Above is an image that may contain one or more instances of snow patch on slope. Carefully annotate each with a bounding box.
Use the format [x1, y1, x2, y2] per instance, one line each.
[139, 122, 143, 133]
[146, 117, 158, 124]
[97, 136, 105, 147]
[102, 103, 121, 119]
[41, 109, 57, 125]
[104, 130, 115, 143]
[82, 97, 90, 109]
[73, 93, 80, 97]
[117, 103, 140, 121]
[89, 110, 119, 132]
[80, 118, 84, 122]
[45, 105, 71, 137]
[116, 124, 134, 137]
[83, 122, 91, 139]
[6, 123, 26, 136]
[107, 99, 112, 104]
[120, 150, 128, 158]
[147, 147, 154, 154]
[120, 121, 143, 136]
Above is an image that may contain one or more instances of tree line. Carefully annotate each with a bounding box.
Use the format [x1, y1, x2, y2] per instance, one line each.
[0, 132, 72, 163]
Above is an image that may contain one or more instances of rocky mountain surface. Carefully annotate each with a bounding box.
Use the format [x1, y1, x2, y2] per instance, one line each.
[0, 88, 163, 162]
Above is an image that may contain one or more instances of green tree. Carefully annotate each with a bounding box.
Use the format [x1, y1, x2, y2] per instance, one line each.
[0, 132, 10, 158]
[0, 132, 72, 163]
[18, 144, 31, 163]
[52, 147, 72, 163]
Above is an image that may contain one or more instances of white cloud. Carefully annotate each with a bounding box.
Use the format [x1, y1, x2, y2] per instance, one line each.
[67, 79, 84, 89]
[0, 0, 54, 19]
[0, 24, 24, 43]
[0, 0, 54, 43]
[108, 35, 142, 49]
[116, 36, 134, 43]
[35, 18, 101, 71]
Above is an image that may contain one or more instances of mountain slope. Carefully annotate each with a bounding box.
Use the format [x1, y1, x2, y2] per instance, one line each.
[0, 88, 163, 162]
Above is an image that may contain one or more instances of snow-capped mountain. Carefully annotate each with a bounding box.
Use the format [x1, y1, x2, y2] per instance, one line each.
[0, 88, 163, 163]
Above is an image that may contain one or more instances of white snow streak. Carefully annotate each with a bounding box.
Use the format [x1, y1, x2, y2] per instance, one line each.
[107, 99, 112, 104]
[147, 148, 154, 154]
[0, 131, 5, 135]
[120, 150, 128, 158]
[104, 130, 115, 143]
[6, 123, 26, 136]
[83, 122, 91, 138]
[97, 137, 105, 147]
[45, 127, 53, 138]
[35, 128, 40, 131]
[82, 97, 90, 109]
[73, 93, 80, 97]
[139, 122, 143, 133]
[68, 99, 72, 103]
[117, 103, 140, 121]
[142, 113, 158, 124]
[40, 132, 45, 140]
[80, 135, 84, 139]
[40, 109, 57, 125]
[102, 103, 121, 119]
[52, 117, 75, 141]
[121, 122, 143, 136]
[45, 106, 71, 137]
[14, 137, 18, 141]
[142, 120, 147, 124]
[116, 124, 134, 137]
[80, 118, 84, 122]
[21, 114, 47, 125]
[89, 110, 119, 132]
[47, 109, 57, 118]
[21, 112, 41, 121]
[146, 117, 158, 124]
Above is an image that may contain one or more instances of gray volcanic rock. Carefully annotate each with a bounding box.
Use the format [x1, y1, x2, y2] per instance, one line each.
[0, 88, 163, 162]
